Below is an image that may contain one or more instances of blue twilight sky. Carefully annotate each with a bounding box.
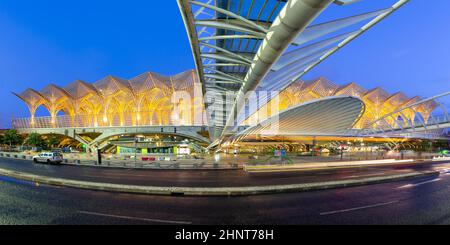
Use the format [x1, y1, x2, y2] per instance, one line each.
[0, 0, 449, 128]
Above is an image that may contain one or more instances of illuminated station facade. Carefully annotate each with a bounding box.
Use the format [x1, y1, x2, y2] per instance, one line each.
[13, 71, 446, 154]
[11, 0, 450, 154]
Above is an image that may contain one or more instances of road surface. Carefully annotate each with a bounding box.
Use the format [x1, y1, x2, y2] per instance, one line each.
[1, 171, 450, 224]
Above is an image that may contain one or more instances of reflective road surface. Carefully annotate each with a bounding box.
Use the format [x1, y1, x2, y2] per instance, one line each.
[2, 167, 450, 224]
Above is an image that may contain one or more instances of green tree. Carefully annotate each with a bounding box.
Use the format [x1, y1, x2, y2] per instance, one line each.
[3, 129, 23, 148]
[46, 134, 60, 149]
[25, 132, 46, 148]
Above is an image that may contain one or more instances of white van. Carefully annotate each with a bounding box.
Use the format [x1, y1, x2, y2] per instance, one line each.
[32, 152, 63, 164]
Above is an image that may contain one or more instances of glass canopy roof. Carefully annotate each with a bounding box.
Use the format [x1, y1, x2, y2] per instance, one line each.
[178, 0, 409, 143]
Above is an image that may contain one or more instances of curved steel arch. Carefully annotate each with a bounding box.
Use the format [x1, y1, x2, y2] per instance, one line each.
[229, 96, 365, 143]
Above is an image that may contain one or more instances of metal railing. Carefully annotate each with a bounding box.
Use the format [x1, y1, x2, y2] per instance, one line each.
[12, 112, 207, 129]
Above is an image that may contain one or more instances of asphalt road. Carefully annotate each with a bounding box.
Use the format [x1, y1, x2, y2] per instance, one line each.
[0, 157, 447, 187]
[3, 157, 450, 224]
[2, 170, 450, 224]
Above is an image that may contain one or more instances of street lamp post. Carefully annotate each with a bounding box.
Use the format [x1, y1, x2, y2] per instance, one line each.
[134, 137, 138, 167]
[97, 148, 102, 165]
[312, 137, 316, 159]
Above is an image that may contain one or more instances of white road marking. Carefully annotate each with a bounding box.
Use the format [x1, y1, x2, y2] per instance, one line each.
[437, 168, 450, 174]
[77, 210, 192, 224]
[397, 178, 441, 189]
[342, 175, 358, 179]
[342, 173, 387, 179]
[320, 201, 399, 216]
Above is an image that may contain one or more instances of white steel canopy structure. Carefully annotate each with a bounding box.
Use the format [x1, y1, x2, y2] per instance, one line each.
[231, 96, 365, 142]
[177, 0, 410, 143]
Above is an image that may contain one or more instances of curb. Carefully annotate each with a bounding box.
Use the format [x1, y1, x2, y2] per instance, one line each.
[0, 167, 440, 196]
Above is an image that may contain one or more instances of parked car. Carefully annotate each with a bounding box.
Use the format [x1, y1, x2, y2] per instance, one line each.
[32, 152, 63, 164]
